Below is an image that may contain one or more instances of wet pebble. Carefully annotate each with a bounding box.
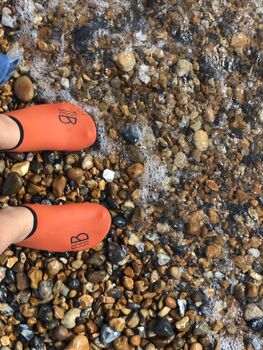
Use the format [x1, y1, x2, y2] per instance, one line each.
[61, 308, 81, 329]
[14, 76, 34, 102]
[153, 318, 174, 337]
[87, 270, 107, 284]
[15, 324, 34, 342]
[82, 154, 93, 170]
[100, 325, 121, 344]
[16, 272, 30, 291]
[87, 253, 106, 267]
[108, 242, 126, 264]
[194, 130, 209, 152]
[2, 172, 23, 196]
[103, 169, 115, 183]
[47, 260, 63, 275]
[38, 280, 53, 299]
[67, 168, 84, 182]
[177, 59, 193, 77]
[11, 161, 30, 177]
[52, 175, 67, 198]
[127, 163, 144, 179]
[244, 304, 263, 321]
[53, 325, 69, 341]
[114, 51, 136, 72]
[122, 126, 139, 144]
[65, 334, 90, 350]
[109, 317, 126, 332]
[113, 215, 127, 228]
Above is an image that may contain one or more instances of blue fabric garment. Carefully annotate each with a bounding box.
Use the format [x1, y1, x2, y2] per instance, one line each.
[0, 53, 21, 85]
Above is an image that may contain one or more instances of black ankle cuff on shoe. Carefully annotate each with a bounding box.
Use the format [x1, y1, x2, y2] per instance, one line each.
[23, 206, 38, 239]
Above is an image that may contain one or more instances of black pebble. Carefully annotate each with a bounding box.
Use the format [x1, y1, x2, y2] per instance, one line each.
[247, 317, 263, 332]
[30, 335, 45, 349]
[107, 242, 126, 264]
[122, 126, 139, 144]
[42, 151, 56, 164]
[38, 304, 53, 323]
[15, 324, 34, 342]
[0, 285, 7, 303]
[113, 215, 127, 228]
[153, 317, 175, 337]
[68, 279, 80, 289]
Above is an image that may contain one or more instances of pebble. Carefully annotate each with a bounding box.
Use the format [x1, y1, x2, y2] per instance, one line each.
[65, 335, 90, 350]
[0, 160, 5, 174]
[15, 324, 34, 342]
[244, 304, 263, 321]
[194, 130, 209, 151]
[82, 154, 93, 170]
[2, 172, 23, 196]
[87, 253, 106, 267]
[231, 32, 250, 48]
[100, 325, 121, 344]
[14, 76, 34, 102]
[38, 280, 53, 299]
[28, 269, 43, 289]
[109, 317, 126, 332]
[206, 244, 222, 259]
[0, 303, 14, 316]
[87, 270, 107, 284]
[1, 8, 16, 28]
[61, 308, 81, 329]
[103, 169, 115, 183]
[53, 325, 69, 341]
[153, 318, 174, 337]
[176, 59, 193, 77]
[177, 299, 187, 317]
[190, 343, 203, 350]
[47, 260, 63, 275]
[127, 163, 144, 179]
[138, 64, 151, 84]
[115, 51, 136, 72]
[16, 272, 30, 291]
[67, 168, 84, 182]
[108, 242, 126, 264]
[157, 253, 171, 266]
[52, 175, 67, 197]
[175, 316, 189, 330]
[11, 161, 30, 176]
[122, 126, 139, 144]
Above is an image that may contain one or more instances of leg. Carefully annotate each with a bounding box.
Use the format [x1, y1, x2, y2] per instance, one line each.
[0, 207, 33, 254]
[0, 114, 20, 150]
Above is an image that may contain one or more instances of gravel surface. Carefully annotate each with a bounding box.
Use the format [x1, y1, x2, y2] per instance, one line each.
[0, 1, 262, 349]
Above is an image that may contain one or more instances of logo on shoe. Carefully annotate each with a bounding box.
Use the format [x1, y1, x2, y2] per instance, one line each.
[71, 233, 89, 249]
[59, 109, 78, 125]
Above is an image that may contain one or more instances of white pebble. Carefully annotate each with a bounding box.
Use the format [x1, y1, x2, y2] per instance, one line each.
[248, 248, 260, 258]
[138, 64, 150, 84]
[103, 169, 115, 183]
[157, 253, 171, 266]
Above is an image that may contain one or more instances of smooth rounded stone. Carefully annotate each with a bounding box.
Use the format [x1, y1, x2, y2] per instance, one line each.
[244, 304, 263, 321]
[53, 325, 69, 341]
[65, 335, 90, 350]
[157, 253, 171, 266]
[28, 269, 43, 289]
[11, 161, 30, 177]
[114, 51, 136, 72]
[193, 321, 210, 337]
[67, 168, 84, 182]
[87, 270, 107, 284]
[16, 272, 30, 291]
[82, 154, 93, 170]
[52, 175, 67, 198]
[38, 304, 53, 322]
[189, 343, 203, 350]
[15, 324, 34, 342]
[1, 7, 17, 28]
[87, 253, 106, 267]
[14, 76, 34, 102]
[43, 151, 56, 164]
[38, 280, 53, 299]
[247, 317, 263, 332]
[122, 126, 139, 144]
[126, 145, 146, 163]
[177, 299, 187, 317]
[127, 163, 144, 179]
[0, 160, 5, 174]
[153, 318, 174, 337]
[103, 169, 115, 183]
[0, 303, 14, 316]
[30, 335, 45, 349]
[68, 278, 80, 289]
[113, 215, 127, 228]
[176, 59, 193, 77]
[47, 260, 63, 275]
[231, 32, 250, 48]
[108, 242, 126, 264]
[187, 210, 205, 235]
[194, 130, 209, 152]
[175, 316, 189, 330]
[2, 172, 23, 196]
[109, 317, 125, 332]
[100, 325, 121, 344]
[0, 285, 7, 303]
[61, 308, 81, 329]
